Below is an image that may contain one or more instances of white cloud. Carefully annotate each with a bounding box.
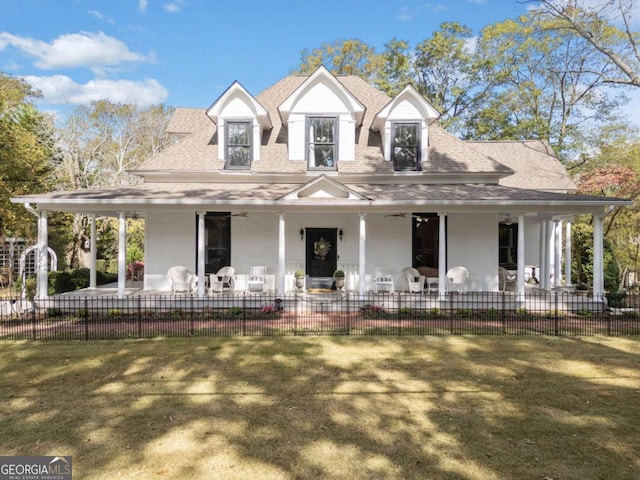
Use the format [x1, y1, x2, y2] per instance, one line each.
[0, 31, 152, 72]
[23, 75, 168, 108]
[138, 0, 149, 12]
[163, 1, 186, 13]
[88, 10, 114, 24]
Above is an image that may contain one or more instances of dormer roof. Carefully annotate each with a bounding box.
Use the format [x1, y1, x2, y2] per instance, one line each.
[371, 84, 440, 131]
[277, 65, 366, 125]
[206, 80, 272, 130]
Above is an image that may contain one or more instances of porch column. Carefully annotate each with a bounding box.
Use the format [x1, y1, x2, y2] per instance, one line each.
[565, 221, 572, 286]
[36, 209, 48, 300]
[117, 211, 126, 299]
[593, 214, 604, 298]
[539, 221, 546, 289]
[554, 220, 562, 287]
[438, 212, 447, 297]
[278, 212, 285, 296]
[546, 220, 553, 289]
[517, 213, 525, 298]
[89, 214, 97, 288]
[359, 213, 366, 294]
[197, 211, 206, 298]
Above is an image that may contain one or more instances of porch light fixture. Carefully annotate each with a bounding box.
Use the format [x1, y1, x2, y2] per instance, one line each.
[338, 228, 343, 241]
[300, 228, 305, 241]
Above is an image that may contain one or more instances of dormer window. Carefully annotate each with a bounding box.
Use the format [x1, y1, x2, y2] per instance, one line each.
[392, 122, 420, 171]
[307, 116, 338, 170]
[225, 121, 252, 169]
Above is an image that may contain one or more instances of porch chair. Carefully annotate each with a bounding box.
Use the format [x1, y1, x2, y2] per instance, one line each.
[168, 266, 196, 293]
[446, 266, 469, 293]
[210, 266, 235, 293]
[499, 266, 516, 292]
[373, 264, 394, 292]
[402, 267, 425, 293]
[247, 265, 267, 292]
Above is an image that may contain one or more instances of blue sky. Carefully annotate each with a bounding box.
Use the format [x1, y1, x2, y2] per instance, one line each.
[1, 0, 639, 124]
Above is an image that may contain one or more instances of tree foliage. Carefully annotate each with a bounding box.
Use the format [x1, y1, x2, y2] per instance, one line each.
[522, 0, 640, 88]
[0, 73, 55, 238]
[54, 101, 174, 268]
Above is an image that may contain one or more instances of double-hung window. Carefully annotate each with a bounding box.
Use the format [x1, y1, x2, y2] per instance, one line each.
[392, 122, 420, 171]
[225, 121, 252, 169]
[307, 117, 337, 170]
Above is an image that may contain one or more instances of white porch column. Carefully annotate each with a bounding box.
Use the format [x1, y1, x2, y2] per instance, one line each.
[546, 220, 553, 289]
[564, 221, 572, 286]
[117, 211, 126, 299]
[517, 213, 525, 298]
[36, 209, 48, 300]
[438, 213, 447, 296]
[89, 214, 97, 288]
[359, 213, 366, 294]
[197, 211, 206, 298]
[539, 221, 546, 289]
[593, 214, 604, 298]
[278, 212, 285, 296]
[554, 220, 562, 287]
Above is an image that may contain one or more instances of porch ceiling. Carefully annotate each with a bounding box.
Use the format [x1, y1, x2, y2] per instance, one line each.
[12, 181, 630, 217]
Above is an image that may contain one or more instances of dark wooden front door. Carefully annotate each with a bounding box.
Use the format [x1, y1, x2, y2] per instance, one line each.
[306, 228, 337, 279]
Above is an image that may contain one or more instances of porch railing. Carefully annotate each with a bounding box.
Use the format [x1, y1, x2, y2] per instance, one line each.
[1, 291, 638, 340]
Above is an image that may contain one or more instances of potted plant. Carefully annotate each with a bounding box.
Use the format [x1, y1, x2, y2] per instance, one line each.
[575, 283, 589, 296]
[294, 270, 305, 290]
[333, 269, 345, 290]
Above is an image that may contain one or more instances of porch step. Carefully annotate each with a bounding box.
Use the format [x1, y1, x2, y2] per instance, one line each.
[308, 276, 334, 290]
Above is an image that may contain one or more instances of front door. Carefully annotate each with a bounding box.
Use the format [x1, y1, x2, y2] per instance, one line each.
[305, 228, 338, 281]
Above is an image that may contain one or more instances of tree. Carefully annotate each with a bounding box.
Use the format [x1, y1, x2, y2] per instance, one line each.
[469, 13, 627, 160]
[55, 101, 174, 268]
[294, 39, 379, 80]
[0, 74, 55, 239]
[522, 0, 640, 88]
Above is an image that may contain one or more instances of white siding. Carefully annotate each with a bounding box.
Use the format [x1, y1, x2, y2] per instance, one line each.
[447, 213, 498, 291]
[145, 210, 196, 290]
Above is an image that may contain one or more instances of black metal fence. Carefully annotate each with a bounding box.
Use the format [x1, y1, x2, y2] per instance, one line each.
[1, 291, 639, 340]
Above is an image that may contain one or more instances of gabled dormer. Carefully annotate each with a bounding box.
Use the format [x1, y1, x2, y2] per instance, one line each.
[206, 81, 272, 169]
[278, 66, 365, 171]
[371, 85, 440, 171]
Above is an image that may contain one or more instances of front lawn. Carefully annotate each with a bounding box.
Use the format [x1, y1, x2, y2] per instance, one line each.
[0, 336, 638, 479]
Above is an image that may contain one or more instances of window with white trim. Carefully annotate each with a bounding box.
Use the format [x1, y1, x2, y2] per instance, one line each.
[307, 116, 337, 170]
[392, 122, 420, 171]
[225, 121, 252, 169]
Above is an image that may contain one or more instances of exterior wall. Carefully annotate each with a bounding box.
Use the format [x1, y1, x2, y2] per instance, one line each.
[143, 210, 546, 292]
[145, 210, 196, 290]
[447, 213, 498, 291]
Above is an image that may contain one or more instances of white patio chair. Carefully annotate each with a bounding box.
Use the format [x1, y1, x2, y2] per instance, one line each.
[247, 265, 266, 292]
[402, 267, 425, 293]
[446, 266, 469, 293]
[499, 266, 516, 292]
[373, 264, 394, 292]
[210, 266, 235, 293]
[168, 266, 196, 293]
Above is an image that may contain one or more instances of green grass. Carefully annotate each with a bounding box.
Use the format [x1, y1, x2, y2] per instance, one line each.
[0, 336, 639, 479]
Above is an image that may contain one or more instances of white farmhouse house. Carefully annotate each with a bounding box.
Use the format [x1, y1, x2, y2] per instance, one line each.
[12, 66, 630, 299]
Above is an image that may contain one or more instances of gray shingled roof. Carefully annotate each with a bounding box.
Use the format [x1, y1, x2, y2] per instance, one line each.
[136, 74, 516, 177]
[467, 140, 576, 192]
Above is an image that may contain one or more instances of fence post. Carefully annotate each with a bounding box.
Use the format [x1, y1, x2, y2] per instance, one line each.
[189, 294, 195, 336]
[137, 295, 142, 339]
[605, 294, 611, 336]
[501, 292, 506, 334]
[346, 292, 351, 335]
[449, 292, 454, 334]
[554, 292, 559, 336]
[84, 297, 89, 341]
[242, 292, 247, 336]
[31, 298, 37, 340]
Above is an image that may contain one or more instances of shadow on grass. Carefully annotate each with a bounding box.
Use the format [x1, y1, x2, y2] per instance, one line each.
[0, 336, 639, 479]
